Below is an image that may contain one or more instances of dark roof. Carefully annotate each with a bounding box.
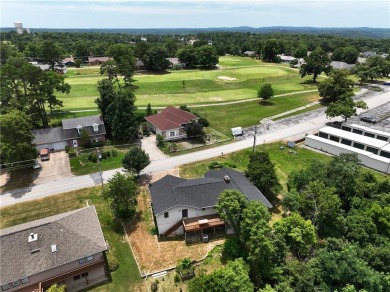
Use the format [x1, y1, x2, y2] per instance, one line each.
[88, 56, 111, 63]
[0, 206, 107, 285]
[149, 168, 272, 215]
[63, 124, 106, 140]
[62, 115, 104, 130]
[145, 106, 198, 131]
[330, 61, 355, 70]
[32, 127, 65, 145]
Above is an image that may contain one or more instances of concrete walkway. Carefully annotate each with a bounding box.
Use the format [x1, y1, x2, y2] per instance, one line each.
[140, 135, 168, 161]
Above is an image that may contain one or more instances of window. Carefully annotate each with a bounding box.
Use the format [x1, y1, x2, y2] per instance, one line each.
[77, 125, 82, 134]
[201, 208, 206, 211]
[352, 129, 363, 135]
[164, 212, 169, 218]
[81, 272, 88, 278]
[11, 281, 20, 288]
[20, 277, 29, 284]
[380, 151, 390, 159]
[377, 135, 388, 141]
[366, 146, 378, 155]
[319, 132, 328, 139]
[1, 284, 10, 291]
[364, 132, 375, 138]
[86, 255, 94, 262]
[74, 275, 81, 281]
[91, 138, 101, 143]
[329, 135, 339, 142]
[92, 123, 99, 133]
[353, 142, 365, 150]
[341, 126, 351, 132]
[79, 258, 86, 264]
[169, 131, 175, 137]
[341, 139, 352, 146]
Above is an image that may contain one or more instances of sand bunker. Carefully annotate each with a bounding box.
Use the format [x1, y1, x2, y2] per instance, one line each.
[217, 76, 237, 81]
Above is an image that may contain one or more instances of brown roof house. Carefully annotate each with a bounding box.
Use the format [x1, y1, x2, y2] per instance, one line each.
[62, 116, 106, 148]
[0, 206, 108, 292]
[145, 106, 199, 141]
[88, 57, 111, 66]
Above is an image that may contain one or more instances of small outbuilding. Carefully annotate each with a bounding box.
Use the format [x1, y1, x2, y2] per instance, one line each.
[231, 127, 243, 136]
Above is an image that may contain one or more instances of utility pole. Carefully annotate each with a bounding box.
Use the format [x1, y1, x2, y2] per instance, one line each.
[252, 125, 257, 154]
[96, 148, 104, 192]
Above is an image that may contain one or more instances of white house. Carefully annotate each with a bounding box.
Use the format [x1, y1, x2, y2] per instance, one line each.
[149, 168, 272, 239]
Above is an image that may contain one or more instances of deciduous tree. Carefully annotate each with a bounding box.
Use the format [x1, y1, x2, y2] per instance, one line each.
[300, 47, 331, 82]
[258, 83, 274, 100]
[318, 69, 355, 103]
[122, 147, 151, 176]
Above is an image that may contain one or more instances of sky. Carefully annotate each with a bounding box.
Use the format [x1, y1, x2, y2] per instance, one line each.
[1, 0, 389, 29]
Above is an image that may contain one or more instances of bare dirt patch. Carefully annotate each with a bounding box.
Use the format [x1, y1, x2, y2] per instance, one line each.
[124, 182, 224, 276]
[217, 76, 237, 81]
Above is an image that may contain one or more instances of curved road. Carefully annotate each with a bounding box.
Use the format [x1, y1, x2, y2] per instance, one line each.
[1, 90, 389, 207]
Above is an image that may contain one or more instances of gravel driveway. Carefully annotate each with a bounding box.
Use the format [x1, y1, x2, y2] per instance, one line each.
[33, 151, 73, 185]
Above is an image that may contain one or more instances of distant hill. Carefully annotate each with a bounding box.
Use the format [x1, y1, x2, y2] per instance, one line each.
[1, 26, 390, 39]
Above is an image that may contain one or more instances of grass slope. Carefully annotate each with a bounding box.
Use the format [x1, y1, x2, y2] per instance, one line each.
[0, 187, 142, 291]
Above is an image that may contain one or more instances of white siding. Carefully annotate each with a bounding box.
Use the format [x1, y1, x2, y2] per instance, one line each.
[156, 206, 217, 236]
[305, 135, 390, 174]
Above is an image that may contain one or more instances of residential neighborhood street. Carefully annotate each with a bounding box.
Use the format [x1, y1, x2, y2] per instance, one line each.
[1, 90, 389, 208]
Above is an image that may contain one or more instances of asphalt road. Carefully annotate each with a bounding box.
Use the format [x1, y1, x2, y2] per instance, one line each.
[1, 90, 389, 208]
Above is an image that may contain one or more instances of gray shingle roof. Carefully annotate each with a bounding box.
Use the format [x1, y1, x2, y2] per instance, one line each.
[149, 168, 272, 215]
[62, 115, 104, 130]
[32, 127, 65, 145]
[0, 206, 107, 285]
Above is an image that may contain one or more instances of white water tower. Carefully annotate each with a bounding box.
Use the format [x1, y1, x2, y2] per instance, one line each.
[14, 21, 23, 34]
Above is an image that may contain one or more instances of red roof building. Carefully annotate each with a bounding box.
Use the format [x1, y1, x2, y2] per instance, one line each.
[145, 106, 198, 140]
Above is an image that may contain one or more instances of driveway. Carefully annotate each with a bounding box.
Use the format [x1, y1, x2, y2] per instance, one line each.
[33, 151, 73, 185]
[141, 135, 168, 161]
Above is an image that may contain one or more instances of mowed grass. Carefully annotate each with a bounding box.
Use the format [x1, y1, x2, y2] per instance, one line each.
[58, 57, 316, 110]
[0, 187, 142, 291]
[192, 92, 320, 136]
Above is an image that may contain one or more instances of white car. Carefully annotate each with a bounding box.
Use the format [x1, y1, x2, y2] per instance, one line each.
[32, 160, 42, 169]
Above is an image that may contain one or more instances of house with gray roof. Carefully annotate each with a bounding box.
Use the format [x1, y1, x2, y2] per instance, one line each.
[149, 168, 272, 238]
[0, 206, 108, 292]
[32, 115, 106, 150]
[330, 61, 356, 70]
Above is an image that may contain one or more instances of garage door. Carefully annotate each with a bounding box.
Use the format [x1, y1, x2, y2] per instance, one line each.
[36, 142, 67, 152]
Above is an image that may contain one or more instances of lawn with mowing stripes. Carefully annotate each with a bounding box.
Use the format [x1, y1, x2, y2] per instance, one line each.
[192, 92, 320, 136]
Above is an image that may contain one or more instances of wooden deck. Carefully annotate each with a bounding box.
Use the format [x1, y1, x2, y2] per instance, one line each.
[183, 214, 225, 233]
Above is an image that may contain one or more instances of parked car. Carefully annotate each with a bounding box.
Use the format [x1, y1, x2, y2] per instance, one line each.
[39, 148, 50, 161]
[360, 116, 377, 124]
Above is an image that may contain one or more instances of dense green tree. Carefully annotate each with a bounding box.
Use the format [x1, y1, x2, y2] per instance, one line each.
[164, 37, 180, 57]
[104, 172, 139, 220]
[274, 213, 316, 258]
[258, 83, 274, 100]
[122, 147, 151, 176]
[216, 190, 248, 236]
[46, 284, 66, 292]
[0, 110, 37, 166]
[184, 121, 205, 139]
[240, 201, 271, 242]
[318, 69, 355, 103]
[145, 103, 153, 116]
[345, 211, 377, 245]
[106, 89, 138, 141]
[354, 55, 390, 83]
[287, 159, 328, 191]
[177, 46, 197, 67]
[246, 151, 281, 199]
[300, 47, 331, 82]
[134, 41, 151, 59]
[188, 258, 254, 292]
[106, 44, 135, 86]
[38, 40, 63, 70]
[325, 95, 368, 122]
[142, 45, 170, 71]
[293, 44, 308, 58]
[196, 45, 219, 68]
[331, 46, 359, 64]
[262, 39, 279, 62]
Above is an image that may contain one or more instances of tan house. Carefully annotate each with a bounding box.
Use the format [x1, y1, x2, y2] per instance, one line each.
[145, 106, 199, 140]
[0, 206, 108, 292]
[88, 57, 111, 66]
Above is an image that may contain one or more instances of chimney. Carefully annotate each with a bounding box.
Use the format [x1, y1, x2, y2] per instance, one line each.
[224, 175, 230, 183]
[28, 233, 40, 253]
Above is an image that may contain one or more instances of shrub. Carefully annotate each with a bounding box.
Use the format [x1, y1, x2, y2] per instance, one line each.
[68, 149, 77, 158]
[105, 150, 111, 158]
[88, 153, 93, 161]
[223, 237, 242, 259]
[198, 117, 209, 127]
[156, 134, 165, 148]
[90, 153, 98, 163]
[208, 161, 221, 169]
[223, 161, 237, 168]
[176, 258, 195, 275]
[101, 151, 107, 159]
[65, 146, 70, 153]
[150, 280, 158, 292]
[106, 252, 119, 272]
[174, 273, 181, 283]
[111, 149, 118, 157]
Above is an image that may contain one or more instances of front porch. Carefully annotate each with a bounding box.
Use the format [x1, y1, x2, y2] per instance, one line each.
[183, 214, 226, 243]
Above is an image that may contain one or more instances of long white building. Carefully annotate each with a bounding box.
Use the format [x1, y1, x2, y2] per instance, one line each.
[305, 125, 390, 174]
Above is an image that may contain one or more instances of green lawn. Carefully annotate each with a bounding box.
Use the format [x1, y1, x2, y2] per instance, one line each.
[57, 57, 316, 110]
[0, 187, 142, 291]
[192, 92, 320, 136]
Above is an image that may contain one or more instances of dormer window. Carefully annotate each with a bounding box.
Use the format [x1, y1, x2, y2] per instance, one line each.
[77, 125, 82, 134]
[92, 123, 99, 133]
